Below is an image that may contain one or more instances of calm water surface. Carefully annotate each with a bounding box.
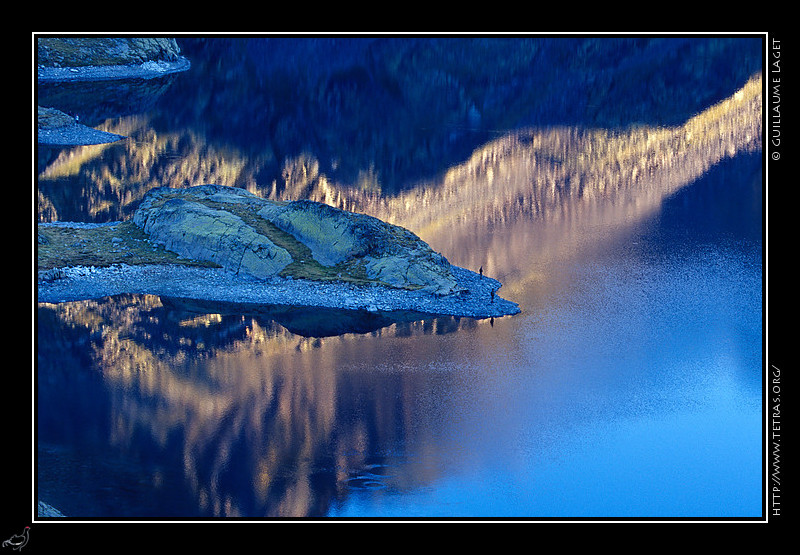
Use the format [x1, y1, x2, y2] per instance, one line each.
[36, 38, 764, 519]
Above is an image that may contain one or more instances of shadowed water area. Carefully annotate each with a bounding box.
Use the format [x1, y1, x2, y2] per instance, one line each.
[36, 36, 763, 519]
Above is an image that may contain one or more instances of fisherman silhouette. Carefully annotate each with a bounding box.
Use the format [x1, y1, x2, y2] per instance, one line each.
[479, 266, 483, 278]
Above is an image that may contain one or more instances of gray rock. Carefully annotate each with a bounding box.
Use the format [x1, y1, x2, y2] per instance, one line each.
[258, 198, 462, 295]
[364, 251, 457, 294]
[133, 187, 293, 279]
[37, 37, 183, 68]
[132, 185, 463, 295]
[37, 501, 66, 517]
[258, 200, 367, 266]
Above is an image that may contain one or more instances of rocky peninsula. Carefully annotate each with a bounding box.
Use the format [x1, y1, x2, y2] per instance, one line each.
[37, 37, 190, 146]
[38, 185, 519, 319]
[35, 37, 516, 319]
[37, 37, 189, 82]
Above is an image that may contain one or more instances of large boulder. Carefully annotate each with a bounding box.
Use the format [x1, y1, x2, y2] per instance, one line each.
[258, 198, 461, 294]
[133, 186, 293, 279]
[133, 185, 463, 295]
[258, 200, 367, 266]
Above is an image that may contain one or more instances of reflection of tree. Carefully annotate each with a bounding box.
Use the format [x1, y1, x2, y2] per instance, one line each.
[37, 119, 259, 222]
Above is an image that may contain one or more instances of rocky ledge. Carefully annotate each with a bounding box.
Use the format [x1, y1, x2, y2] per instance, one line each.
[37, 501, 66, 517]
[36, 56, 191, 83]
[37, 37, 190, 146]
[37, 106, 126, 146]
[38, 186, 519, 320]
[37, 37, 189, 82]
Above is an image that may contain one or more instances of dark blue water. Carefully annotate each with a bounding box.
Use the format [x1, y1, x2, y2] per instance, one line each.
[328, 154, 763, 518]
[36, 37, 764, 520]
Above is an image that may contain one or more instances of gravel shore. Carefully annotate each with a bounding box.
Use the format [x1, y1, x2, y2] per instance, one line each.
[37, 262, 520, 320]
[37, 501, 66, 518]
[37, 58, 191, 83]
[37, 58, 191, 146]
[37, 124, 126, 146]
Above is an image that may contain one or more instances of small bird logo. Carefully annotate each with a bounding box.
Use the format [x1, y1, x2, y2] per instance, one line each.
[2, 527, 29, 551]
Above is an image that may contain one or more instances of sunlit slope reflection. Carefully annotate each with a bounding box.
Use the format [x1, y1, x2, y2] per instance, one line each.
[37, 74, 762, 518]
[301, 74, 761, 299]
[38, 294, 476, 517]
[37, 117, 256, 222]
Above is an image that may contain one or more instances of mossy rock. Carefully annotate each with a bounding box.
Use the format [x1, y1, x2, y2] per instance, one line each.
[132, 185, 462, 294]
[133, 187, 293, 279]
[37, 37, 182, 67]
[37, 106, 75, 129]
[258, 196, 461, 294]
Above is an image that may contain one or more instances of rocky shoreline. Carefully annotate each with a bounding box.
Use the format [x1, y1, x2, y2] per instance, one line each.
[37, 120, 127, 146]
[36, 58, 191, 146]
[37, 260, 520, 320]
[35, 40, 517, 321]
[36, 57, 191, 83]
[37, 37, 191, 146]
[37, 501, 66, 518]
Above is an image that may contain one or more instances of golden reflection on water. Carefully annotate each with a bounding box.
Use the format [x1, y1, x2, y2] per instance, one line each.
[38, 294, 482, 517]
[298, 74, 762, 300]
[37, 74, 762, 517]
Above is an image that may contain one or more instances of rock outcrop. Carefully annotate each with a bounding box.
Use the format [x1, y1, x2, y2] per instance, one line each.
[37, 37, 183, 68]
[37, 501, 66, 517]
[37, 37, 190, 83]
[134, 187, 293, 279]
[37, 37, 190, 145]
[37, 106, 126, 146]
[133, 185, 463, 295]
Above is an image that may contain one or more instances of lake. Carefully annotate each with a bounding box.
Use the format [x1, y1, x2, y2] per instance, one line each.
[35, 36, 764, 520]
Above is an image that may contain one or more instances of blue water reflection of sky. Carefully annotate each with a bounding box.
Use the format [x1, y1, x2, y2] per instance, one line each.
[331, 167, 763, 519]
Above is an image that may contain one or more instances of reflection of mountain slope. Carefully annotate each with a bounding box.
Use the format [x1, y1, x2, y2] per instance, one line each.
[37, 71, 761, 295]
[37, 37, 762, 224]
[36, 74, 762, 517]
[173, 37, 761, 190]
[37, 295, 333, 516]
[37, 294, 458, 517]
[301, 74, 762, 295]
